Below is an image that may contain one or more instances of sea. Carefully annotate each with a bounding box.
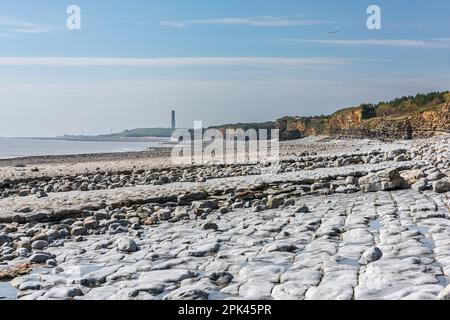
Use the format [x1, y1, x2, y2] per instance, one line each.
[0, 137, 171, 159]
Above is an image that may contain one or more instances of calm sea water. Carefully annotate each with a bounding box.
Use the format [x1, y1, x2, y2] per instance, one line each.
[0, 138, 170, 159]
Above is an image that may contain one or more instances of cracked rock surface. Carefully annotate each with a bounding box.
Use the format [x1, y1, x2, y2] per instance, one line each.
[0, 136, 449, 300]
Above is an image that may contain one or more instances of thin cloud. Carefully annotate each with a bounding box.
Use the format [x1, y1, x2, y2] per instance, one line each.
[0, 57, 359, 68]
[283, 38, 450, 49]
[0, 15, 55, 34]
[161, 15, 324, 28]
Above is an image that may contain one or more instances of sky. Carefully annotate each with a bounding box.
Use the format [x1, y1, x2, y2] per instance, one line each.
[0, 0, 450, 137]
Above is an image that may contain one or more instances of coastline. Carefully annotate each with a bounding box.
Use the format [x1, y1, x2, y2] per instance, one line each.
[0, 137, 173, 163]
[18, 136, 172, 143]
[0, 148, 172, 167]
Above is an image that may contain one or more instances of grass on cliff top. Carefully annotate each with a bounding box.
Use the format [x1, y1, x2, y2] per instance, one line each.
[375, 101, 446, 117]
[331, 106, 361, 116]
[331, 91, 450, 119]
[363, 102, 448, 126]
[372, 91, 450, 117]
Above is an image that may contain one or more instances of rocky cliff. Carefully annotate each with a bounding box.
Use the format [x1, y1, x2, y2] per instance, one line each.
[276, 116, 329, 140]
[408, 104, 450, 135]
[328, 104, 377, 133]
[208, 91, 449, 141]
[337, 103, 450, 140]
[277, 91, 450, 140]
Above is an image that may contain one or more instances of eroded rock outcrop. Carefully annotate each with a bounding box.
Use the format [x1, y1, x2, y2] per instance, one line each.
[358, 168, 409, 192]
[276, 92, 450, 140]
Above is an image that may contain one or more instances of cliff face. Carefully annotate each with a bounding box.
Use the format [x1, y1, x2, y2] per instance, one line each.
[276, 105, 378, 139]
[277, 101, 449, 140]
[328, 105, 377, 133]
[408, 104, 450, 135]
[331, 103, 450, 139]
[276, 117, 329, 140]
[215, 91, 450, 141]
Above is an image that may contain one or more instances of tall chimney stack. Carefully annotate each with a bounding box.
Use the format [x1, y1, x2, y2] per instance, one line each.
[171, 110, 176, 130]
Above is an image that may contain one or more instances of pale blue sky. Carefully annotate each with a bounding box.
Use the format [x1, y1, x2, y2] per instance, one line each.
[0, 0, 449, 136]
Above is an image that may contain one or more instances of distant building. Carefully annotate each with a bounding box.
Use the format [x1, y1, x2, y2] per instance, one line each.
[171, 110, 176, 130]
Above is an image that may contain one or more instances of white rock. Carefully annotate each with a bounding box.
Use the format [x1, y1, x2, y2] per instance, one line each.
[438, 285, 450, 300]
[116, 237, 138, 252]
[359, 247, 383, 265]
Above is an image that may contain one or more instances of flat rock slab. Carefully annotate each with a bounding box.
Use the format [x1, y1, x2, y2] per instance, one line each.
[4, 189, 449, 300]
